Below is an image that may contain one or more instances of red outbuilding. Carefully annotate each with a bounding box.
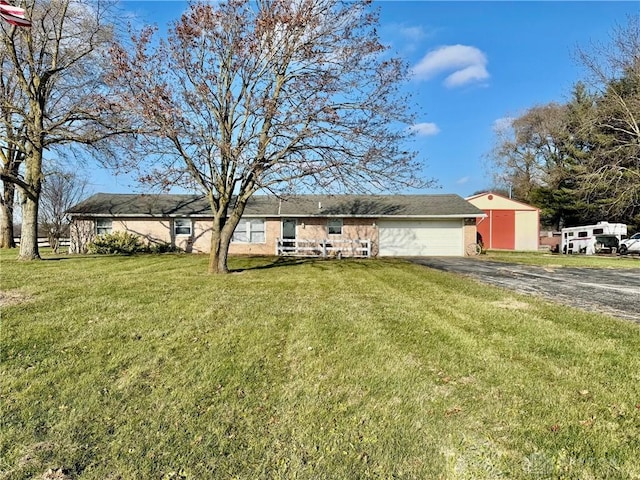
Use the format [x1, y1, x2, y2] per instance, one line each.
[465, 192, 540, 251]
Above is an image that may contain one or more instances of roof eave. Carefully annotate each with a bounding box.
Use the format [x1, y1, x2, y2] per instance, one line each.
[69, 212, 486, 219]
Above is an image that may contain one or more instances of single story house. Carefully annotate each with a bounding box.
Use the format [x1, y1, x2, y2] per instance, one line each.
[465, 192, 540, 251]
[67, 193, 486, 257]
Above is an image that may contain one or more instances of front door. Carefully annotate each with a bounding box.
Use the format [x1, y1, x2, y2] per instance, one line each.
[281, 219, 297, 254]
[282, 219, 297, 242]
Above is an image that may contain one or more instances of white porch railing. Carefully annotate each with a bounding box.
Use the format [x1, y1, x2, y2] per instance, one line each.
[276, 238, 371, 258]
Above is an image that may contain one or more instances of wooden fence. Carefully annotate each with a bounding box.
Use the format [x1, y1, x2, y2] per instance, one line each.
[13, 237, 71, 248]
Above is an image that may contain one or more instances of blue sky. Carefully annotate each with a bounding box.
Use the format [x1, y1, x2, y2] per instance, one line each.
[88, 1, 639, 198]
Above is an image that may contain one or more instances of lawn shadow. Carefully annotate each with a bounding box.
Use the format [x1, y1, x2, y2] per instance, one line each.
[231, 256, 323, 272]
[230, 256, 379, 273]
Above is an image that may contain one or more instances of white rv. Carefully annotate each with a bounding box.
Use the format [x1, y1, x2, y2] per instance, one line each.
[561, 222, 627, 255]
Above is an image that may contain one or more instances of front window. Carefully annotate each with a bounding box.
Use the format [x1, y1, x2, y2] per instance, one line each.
[327, 218, 343, 235]
[174, 218, 192, 236]
[232, 218, 266, 243]
[96, 219, 112, 235]
[233, 221, 248, 242]
[248, 219, 265, 243]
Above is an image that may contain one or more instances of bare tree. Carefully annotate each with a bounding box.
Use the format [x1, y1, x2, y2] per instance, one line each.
[0, 44, 25, 248]
[576, 15, 640, 224]
[110, 0, 430, 274]
[488, 103, 569, 204]
[1, 0, 123, 260]
[487, 16, 640, 229]
[486, 85, 611, 229]
[40, 169, 88, 253]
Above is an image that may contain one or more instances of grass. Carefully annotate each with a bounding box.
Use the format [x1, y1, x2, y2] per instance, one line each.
[1, 250, 639, 479]
[480, 249, 640, 268]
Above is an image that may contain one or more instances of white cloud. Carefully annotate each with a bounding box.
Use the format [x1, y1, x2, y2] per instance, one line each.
[384, 23, 436, 54]
[411, 44, 489, 87]
[410, 122, 440, 136]
[444, 65, 489, 88]
[399, 25, 427, 43]
[456, 176, 470, 185]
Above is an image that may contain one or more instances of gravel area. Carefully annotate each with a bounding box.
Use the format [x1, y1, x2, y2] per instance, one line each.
[411, 257, 640, 322]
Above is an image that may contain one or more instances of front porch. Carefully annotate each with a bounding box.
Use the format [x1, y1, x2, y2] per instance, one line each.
[276, 238, 371, 258]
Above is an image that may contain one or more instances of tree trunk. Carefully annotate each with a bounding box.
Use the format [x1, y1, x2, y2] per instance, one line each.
[209, 237, 230, 274]
[208, 224, 227, 274]
[18, 145, 43, 260]
[208, 216, 235, 274]
[207, 202, 247, 274]
[48, 233, 60, 254]
[0, 182, 16, 248]
[19, 191, 41, 260]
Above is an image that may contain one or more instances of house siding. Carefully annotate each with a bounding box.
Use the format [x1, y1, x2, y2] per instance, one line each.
[69, 219, 95, 253]
[294, 218, 326, 243]
[198, 217, 377, 255]
[70, 217, 196, 253]
[227, 219, 279, 255]
[282, 217, 378, 257]
[117, 219, 173, 244]
[463, 223, 476, 252]
[190, 220, 210, 253]
[289, 217, 377, 242]
[70, 215, 478, 258]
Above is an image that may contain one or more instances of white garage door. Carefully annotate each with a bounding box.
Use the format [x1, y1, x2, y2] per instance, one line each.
[378, 220, 463, 256]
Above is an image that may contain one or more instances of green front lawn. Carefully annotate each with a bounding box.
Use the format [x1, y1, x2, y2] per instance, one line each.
[481, 250, 640, 268]
[1, 251, 639, 479]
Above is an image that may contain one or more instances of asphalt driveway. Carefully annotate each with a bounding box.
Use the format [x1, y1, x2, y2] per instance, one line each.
[411, 257, 640, 322]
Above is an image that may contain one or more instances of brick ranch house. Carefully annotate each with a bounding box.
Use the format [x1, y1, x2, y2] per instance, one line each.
[67, 193, 486, 257]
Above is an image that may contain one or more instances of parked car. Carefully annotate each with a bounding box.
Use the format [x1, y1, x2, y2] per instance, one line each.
[594, 234, 619, 254]
[619, 232, 640, 255]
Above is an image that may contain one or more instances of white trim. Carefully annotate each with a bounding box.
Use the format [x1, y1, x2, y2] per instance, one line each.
[271, 214, 485, 219]
[95, 218, 112, 235]
[71, 213, 485, 219]
[173, 218, 192, 236]
[327, 218, 343, 235]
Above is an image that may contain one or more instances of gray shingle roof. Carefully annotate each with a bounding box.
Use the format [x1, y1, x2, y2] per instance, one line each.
[68, 193, 484, 218]
[67, 193, 209, 216]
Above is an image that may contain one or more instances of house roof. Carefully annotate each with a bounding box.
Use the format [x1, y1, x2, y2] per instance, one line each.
[68, 193, 485, 218]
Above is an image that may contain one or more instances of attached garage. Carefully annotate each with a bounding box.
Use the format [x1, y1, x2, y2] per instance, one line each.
[378, 219, 464, 256]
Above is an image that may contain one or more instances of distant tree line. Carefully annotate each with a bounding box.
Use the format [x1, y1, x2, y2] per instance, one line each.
[488, 16, 639, 231]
